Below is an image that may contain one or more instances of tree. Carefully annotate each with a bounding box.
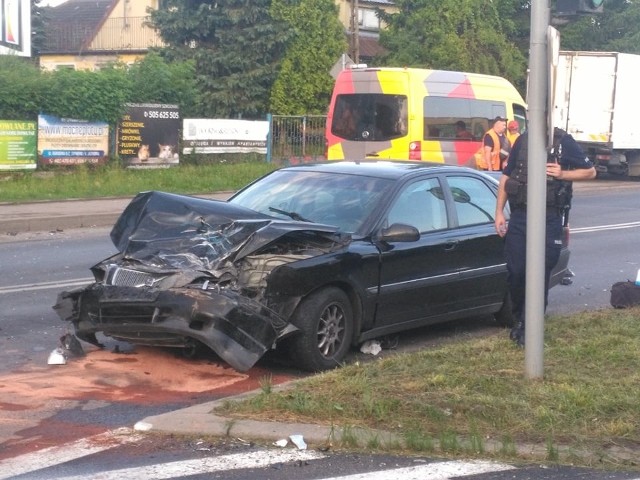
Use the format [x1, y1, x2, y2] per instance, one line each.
[269, 0, 347, 115]
[378, 0, 528, 88]
[555, 0, 640, 54]
[40, 65, 132, 125]
[0, 56, 44, 119]
[127, 52, 199, 116]
[149, 0, 291, 119]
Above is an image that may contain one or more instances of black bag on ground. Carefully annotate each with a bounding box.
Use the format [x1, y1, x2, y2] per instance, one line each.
[610, 281, 640, 308]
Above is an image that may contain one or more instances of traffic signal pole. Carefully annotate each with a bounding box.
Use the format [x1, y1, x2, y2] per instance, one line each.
[524, 0, 550, 379]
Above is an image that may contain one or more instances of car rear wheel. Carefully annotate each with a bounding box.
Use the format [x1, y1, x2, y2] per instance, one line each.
[494, 291, 514, 328]
[287, 287, 354, 372]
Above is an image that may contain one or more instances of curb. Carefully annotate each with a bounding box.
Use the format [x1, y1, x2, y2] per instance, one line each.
[134, 390, 400, 449]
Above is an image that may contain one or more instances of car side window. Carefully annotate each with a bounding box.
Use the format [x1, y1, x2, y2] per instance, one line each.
[387, 178, 447, 233]
[445, 176, 496, 227]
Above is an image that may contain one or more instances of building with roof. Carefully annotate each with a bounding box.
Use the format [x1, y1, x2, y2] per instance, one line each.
[39, 0, 164, 71]
[38, 0, 392, 71]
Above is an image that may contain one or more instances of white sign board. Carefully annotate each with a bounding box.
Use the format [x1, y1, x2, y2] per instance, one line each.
[183, 119, 269, 154]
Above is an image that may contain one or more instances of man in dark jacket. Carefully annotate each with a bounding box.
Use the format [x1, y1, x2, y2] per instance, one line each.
[494, 128, 596, 346]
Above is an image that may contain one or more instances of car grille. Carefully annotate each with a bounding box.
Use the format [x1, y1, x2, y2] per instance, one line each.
[94, 305, 157, 324]
[105, 266, 161, 287]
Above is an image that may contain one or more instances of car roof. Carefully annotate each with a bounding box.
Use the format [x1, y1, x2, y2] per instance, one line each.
[276, 160, 481, 180]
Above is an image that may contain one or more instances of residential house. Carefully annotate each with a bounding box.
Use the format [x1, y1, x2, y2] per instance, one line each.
[38, 0, 394, 71]
[39, 0, 164, 71]
[335, 0, 396, 64]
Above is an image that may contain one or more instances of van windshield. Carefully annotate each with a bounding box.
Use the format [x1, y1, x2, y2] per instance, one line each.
[331, 94, 408, 141]
[423, 97, 506, 141]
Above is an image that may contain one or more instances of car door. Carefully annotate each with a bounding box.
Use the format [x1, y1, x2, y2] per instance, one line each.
[374, 173, 506, 330]
[374, 175, 462, 328]
[440, 173, 507, 308]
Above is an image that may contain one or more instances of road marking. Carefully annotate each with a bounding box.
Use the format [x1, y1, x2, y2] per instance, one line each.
[321, 460, 515, 479]
[572, 221, 640, 233]
[0, 428, 142, 480]
[0, 278, 93, 294]
[51, 449, 327, 480]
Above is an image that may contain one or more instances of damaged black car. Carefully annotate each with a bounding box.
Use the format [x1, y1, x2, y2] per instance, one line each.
[54, 161, 569, 372]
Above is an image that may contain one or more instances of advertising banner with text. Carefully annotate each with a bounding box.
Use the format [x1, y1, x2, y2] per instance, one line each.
[0, 119, 36, 170]
[38, 115, 109, 166]
[183, 118, 268, 154]
[118, 103, 180, 168]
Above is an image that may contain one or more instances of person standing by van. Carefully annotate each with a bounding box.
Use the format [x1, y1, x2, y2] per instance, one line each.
[507, 120, 520, 146]
[478, 116, 509, 171]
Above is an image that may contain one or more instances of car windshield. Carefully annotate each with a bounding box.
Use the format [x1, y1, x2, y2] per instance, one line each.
[229, 170, 394, 233]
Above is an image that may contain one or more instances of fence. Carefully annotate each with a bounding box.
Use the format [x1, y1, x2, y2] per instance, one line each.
[268, 115, 327, 165]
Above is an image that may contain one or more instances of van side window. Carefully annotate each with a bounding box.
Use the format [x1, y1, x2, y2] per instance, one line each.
[423, 97, 507, 141]
[512, 104, 527, 132]
[331, 94, 408, 141]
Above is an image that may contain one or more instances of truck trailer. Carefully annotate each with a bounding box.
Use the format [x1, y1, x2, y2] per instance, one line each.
[553, 50, 640, 177]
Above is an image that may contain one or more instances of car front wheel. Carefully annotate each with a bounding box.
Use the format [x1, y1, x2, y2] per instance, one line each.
[287, 287, 354, 372]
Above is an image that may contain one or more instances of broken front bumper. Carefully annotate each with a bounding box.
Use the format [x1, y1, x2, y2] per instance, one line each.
[54, 284, 292, 372]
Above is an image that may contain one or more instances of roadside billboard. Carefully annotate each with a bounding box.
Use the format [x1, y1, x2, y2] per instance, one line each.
[0, 119, 36, 170]
[37, 115, 109, 166]
[182, 118, 268, 154]
[117, 103, 180, 168]
[0, 0, 31, 57]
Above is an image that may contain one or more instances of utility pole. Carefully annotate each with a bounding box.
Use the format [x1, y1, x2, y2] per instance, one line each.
[349, 0, 360, 64]
[524, 0, 551, 379]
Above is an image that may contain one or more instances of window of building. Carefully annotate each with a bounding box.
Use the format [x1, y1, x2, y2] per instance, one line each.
[358, 8, 381, 31]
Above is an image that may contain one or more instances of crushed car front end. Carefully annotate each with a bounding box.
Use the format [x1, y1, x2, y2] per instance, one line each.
[54, 191, 348, 371]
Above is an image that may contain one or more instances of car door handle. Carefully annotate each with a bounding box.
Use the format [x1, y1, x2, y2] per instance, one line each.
[443, 240, 459, 251]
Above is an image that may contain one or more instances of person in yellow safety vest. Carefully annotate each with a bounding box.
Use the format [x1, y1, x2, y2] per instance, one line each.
[506, 120, 520, 146]
[477, 116, 509, 171]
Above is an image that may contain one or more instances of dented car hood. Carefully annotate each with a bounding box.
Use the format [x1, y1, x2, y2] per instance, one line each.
[55, 191, 349, 372]
[110, 191, 343, 273]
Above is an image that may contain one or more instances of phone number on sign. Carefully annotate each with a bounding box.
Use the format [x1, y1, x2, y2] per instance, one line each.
[143, 111, 179, 119]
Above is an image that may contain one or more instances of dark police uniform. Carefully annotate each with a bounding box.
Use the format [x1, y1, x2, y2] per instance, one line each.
[502, 129, 594, 345]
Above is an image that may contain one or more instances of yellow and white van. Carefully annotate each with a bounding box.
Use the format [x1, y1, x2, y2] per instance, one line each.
[325, 67, 526, 166]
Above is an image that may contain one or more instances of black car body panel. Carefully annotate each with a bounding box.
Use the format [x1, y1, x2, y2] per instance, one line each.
[54, 162, 564, 371]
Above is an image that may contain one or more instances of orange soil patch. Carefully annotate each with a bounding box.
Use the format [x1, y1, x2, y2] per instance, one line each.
[0, 346, 251, 406]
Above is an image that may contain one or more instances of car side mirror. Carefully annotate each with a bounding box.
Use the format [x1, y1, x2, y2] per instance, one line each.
[378, 223, 420, 243]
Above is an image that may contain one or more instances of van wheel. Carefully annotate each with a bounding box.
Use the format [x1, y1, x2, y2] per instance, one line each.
[287, 287, 354, 372]
[495, 291, 514, 328]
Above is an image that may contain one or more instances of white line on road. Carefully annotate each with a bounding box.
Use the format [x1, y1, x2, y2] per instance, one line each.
[571, 221, 640, 233]
[51, 448, 327, 480]
[0, 278, 93, 294]
[321, 460, 515, 480]
[0, 428, 143, 480]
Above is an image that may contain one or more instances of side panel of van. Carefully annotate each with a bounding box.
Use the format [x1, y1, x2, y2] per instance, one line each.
[326, 68, 527, 166]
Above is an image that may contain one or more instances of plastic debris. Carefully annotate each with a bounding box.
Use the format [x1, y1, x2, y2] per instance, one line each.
[133, 421, 153, 431]
[60, 333, 85, 357]
[289, 434, 307, 450]
[359, 340, 382, 355]
[273, 439, 288, 447]
[47, 347, 67, 365]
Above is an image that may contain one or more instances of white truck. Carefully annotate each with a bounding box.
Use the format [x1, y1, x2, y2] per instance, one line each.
[553, 50, 640, 177]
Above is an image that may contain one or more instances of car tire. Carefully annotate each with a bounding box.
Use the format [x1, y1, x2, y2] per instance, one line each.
[287, 287, 354, 372]
[494, 291, 514, 328]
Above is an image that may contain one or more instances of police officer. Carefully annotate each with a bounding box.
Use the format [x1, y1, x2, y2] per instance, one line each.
[494, 128, 596, 346]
